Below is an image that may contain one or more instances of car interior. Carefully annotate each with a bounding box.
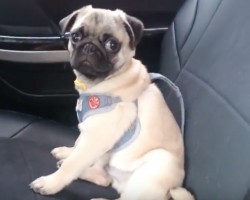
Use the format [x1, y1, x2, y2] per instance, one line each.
[0, 0, 250, 199]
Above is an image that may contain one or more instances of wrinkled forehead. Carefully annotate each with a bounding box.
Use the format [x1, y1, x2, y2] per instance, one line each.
[72, 10, 126, 39]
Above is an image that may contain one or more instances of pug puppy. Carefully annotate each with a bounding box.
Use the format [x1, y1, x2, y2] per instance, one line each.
[30, 5, 194, 200]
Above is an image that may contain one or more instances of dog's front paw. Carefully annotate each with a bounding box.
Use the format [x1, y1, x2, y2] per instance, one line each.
[51, 146, 73, 160]
[30, 174, 65, 195]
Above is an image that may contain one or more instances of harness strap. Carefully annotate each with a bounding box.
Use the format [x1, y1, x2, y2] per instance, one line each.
[75, 73, 185, 152]
[149, 73, 185, 135]
[76, 94, 121, 123]
[76, 94, 139, 151]
[112, 118, 141, 152]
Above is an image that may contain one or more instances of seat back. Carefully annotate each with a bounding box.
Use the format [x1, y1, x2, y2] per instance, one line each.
[160, 0, 250, 199]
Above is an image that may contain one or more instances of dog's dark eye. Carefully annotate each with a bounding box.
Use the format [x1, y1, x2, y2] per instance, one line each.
[105, 38, 120, 53]
[71, 32, 82, 43]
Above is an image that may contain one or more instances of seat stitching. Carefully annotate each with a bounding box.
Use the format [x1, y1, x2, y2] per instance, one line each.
[184, 68, 250, 128]
[173, 0, 224, 82]
[10, 118, 40, 139]
[173, 22, 181, 71]
[180, 0, 199, 50]
[181, 0, 224, 68]
[167, 0, 223, 100]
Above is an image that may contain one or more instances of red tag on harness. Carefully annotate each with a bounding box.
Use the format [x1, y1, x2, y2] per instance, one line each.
[88, 96, 100, 109]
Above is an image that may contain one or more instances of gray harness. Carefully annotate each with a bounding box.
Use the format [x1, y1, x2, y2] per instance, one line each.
[76, 73, 184, 151]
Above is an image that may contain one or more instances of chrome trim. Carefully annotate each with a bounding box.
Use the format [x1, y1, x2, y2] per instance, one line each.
[0, 35, 62, 44]
[0, 35, 61, 40]
[0, 49, 70, 63]
[144, 27, 168, 31]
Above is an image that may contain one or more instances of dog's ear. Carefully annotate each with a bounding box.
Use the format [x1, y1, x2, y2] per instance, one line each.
[124, 15, 144, 49]
[59, 11, 79, 34]
[59, 5, 93, 34]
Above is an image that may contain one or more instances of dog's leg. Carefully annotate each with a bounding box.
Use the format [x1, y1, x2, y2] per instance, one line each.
[79, 165, 112, 187]
[79, 154, 111, 187]
[51, 147, 74, 169]
[117, 149, 189, 200]
[56, 155, 112, 186]
[51, 134, 83, 160]
[30, 102, 137, 195]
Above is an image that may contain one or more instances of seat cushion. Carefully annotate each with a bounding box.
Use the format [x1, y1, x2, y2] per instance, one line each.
[0, 110, 78, 147]
[160, 0, 250, 199]
[0, 138, 118, 200]
[0, 110, 119, 200]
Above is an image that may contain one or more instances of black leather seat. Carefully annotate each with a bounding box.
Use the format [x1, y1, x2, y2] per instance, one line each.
[0, 111, 119, 200]
[1, 0, 250, 199]
[0, 110, 78, 146]
[160, 0, 250, 199]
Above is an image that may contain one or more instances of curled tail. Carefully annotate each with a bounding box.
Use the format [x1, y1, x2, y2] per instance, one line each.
[169, 187, 195, 200]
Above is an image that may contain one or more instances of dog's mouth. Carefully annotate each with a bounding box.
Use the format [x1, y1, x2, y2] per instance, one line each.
[71, 58, 113, 80]
[71, 58, 91, 67]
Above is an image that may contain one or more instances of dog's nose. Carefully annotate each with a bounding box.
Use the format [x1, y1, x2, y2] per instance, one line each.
[82, 43, 96, 55]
